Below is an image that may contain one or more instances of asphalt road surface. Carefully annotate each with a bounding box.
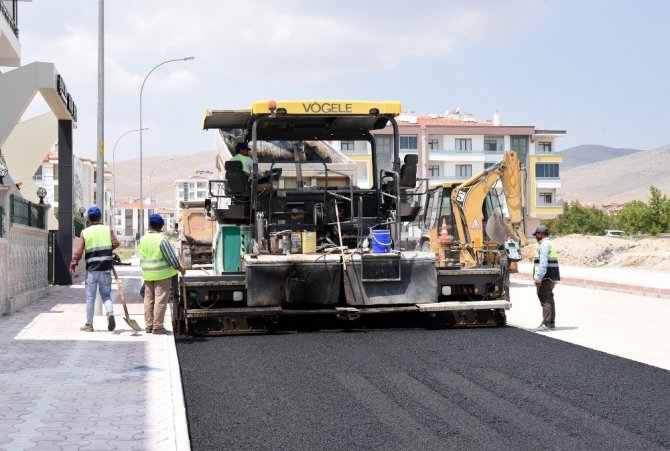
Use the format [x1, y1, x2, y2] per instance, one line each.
[176, 325, 670, 451]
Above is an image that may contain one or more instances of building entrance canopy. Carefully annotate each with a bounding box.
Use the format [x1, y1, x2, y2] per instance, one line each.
[0, 61, 78, 285]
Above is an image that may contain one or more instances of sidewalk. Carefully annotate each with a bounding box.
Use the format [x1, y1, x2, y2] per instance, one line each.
[513, 262, 670, 298]
[0, 265, 189, 451]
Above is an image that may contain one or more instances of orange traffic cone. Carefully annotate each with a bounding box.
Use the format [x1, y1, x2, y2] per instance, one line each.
[438, 217, 452, 244]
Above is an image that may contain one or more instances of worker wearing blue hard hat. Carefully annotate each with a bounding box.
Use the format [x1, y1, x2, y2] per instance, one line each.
[139, 213, 185, 334]
[70, 205, 120, 332]
[149, 213, 164, 227]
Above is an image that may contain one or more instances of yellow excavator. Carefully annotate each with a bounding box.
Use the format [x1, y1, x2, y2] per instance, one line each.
[419, 150, 527, 325]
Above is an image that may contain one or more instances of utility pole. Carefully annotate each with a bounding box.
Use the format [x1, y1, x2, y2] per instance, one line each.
[95, 0, 105, 316]
[96, 0, 105, 216]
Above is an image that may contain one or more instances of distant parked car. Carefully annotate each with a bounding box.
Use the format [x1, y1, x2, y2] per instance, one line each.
[605, 230, 626, 237]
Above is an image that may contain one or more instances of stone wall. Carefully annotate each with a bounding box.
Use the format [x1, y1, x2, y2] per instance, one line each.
[0, 223, 49, 316]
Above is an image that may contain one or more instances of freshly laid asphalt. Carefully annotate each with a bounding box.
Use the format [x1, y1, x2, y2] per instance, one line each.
[176, 326, 670, 451]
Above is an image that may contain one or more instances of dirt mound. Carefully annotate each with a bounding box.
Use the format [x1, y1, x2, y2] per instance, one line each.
[521, 234, 670, 272]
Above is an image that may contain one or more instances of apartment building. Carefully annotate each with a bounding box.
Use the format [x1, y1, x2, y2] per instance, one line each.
[33, 149, 113, 228]
[174, 170, 213, 219]
[332, 109, 565, 233]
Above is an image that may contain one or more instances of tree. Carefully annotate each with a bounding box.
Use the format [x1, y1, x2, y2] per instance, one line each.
[615, 200, 649, 234]
[646, 186, 670, 234]
[544, 201, 613, 235]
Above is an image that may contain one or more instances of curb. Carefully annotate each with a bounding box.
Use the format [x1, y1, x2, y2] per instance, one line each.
[510, 273, 670, 299]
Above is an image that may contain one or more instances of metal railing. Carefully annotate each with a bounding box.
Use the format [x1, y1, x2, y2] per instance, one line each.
[74, 218, 85, 237]
[0, 0, 19, 38]
[9, 195, 45, 229]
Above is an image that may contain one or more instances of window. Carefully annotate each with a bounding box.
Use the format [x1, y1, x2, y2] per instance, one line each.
[33, 166, 43, 181]
[455, 138, 472, 152]
[539, 192, 553, 204]
[428, 165, 440, 177]
[341, 140, 355, 151]
[538, 141, 552, 153]
[375, 136, 393, 168]
[484, 137, 503, 152]
[197, 182, 206, 189]
[182, 182, 188, 200]
[456, 164, 472, 178]
[399, 135, 417, 150]
[536, 163, 559, 178]
[428, 138, 439, 150]
[511, 136, 529, 161]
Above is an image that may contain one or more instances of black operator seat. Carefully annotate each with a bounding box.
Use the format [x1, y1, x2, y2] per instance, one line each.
[399, 154, 418, 188]
[224, 160, 250, 197]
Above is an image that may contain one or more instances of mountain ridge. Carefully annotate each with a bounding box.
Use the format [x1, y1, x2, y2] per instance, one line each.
[557, 144, 670, 204]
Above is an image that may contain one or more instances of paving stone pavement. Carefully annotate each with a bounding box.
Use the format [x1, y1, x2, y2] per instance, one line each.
[0, 265, 189, 451]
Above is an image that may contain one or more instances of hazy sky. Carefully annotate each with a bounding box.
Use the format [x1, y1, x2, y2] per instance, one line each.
[10, 0, 670, 162]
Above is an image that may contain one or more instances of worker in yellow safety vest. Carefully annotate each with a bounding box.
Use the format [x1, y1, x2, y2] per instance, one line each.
[139, 213, 185, 334]
[231, 142, 252, 177]
[233, 142, 271, 182]
[533, 225, 561, 331]
[70, 206, 120, 332]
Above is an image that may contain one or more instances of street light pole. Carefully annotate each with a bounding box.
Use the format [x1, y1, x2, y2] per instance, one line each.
[139, 56, 195, 237]
[149, 157, 176, 209]
[111, 127, 148, 218]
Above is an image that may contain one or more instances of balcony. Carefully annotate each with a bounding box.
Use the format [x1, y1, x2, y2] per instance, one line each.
[535, 177, 561, 189]
[0, 0, 20, 67]
[536, 201, 563, 208]
[426, 175, 470, 185]
[0, 1, 18, 37]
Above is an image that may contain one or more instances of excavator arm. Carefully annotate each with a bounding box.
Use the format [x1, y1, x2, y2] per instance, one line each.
[450, 151, 527, 267]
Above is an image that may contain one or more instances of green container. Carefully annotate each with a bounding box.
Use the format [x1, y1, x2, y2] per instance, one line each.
[221, 225, 242, 272]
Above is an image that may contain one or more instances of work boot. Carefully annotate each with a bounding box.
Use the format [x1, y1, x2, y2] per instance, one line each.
[145, 327, 153, 334]
[536, 323, 552, 331]
[107, 314, 116, 331]
[152, 328, 167, 335]
[80, 324, 94, 332]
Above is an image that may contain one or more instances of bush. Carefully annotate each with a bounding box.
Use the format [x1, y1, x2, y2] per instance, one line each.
[543, 201, 613, 235]
[547, 186, 670, 236]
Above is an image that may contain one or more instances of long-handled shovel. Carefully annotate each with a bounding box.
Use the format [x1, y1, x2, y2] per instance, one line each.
[112, 266, 142, 331]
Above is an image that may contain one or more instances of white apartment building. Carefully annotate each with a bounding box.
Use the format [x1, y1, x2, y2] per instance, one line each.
[174, 170, 213, 219]
[33, 149, 113, 228]
[113, 201, 176, 243]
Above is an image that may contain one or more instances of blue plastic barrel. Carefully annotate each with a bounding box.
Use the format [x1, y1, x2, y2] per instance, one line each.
[371, 229, 392, 253]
